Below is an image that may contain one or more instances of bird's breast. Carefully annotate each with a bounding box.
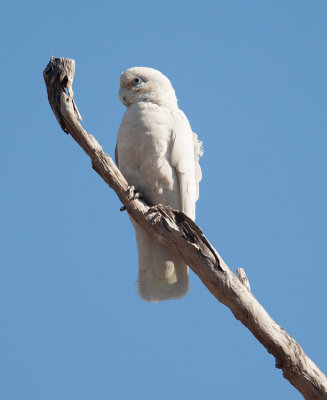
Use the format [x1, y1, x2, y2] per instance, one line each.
[117, 103, 179, 206]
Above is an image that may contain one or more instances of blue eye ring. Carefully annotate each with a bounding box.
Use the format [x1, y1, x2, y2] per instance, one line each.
[132, 77, 146, 88]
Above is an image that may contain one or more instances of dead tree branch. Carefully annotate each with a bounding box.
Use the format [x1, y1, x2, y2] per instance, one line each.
[43, 57, 327, 400]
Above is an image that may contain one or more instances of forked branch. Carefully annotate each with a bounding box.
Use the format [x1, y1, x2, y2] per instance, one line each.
[43, 57, 327, 400]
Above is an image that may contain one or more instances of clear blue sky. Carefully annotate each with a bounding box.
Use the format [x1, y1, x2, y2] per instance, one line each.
[1, 1, 326, 399]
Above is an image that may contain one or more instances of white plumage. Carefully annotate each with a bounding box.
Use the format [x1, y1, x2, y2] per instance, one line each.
[116, 67, 202, 302]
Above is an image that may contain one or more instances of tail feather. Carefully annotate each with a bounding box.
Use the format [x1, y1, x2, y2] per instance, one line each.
[132, 220, 189, 302]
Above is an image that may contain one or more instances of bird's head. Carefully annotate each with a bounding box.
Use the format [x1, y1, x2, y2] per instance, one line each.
[119, 67, 178, 108]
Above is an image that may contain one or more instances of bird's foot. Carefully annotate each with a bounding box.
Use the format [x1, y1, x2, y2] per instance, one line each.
[127, 185, 143, 201]
[120, 186, 143, 212]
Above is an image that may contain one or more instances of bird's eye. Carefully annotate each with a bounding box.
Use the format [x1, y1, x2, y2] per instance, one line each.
[132, 77, 146, 88]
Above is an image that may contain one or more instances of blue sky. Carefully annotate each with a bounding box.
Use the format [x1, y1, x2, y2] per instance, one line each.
[1, 1, 326, 399]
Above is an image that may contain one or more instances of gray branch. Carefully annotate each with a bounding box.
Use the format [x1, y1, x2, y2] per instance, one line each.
[43, 57, 327, 400]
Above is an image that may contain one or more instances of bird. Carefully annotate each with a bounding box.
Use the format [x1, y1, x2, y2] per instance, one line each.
[116, 67, 202, 302]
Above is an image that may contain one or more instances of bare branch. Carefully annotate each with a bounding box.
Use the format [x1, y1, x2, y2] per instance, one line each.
[236, 267, 251, 292]
[43, 57, 327, 400]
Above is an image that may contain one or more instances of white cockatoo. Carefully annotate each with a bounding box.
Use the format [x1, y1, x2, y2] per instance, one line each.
[116, 67, 202, 302]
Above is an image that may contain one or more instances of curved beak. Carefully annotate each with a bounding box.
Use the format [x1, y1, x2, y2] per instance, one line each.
[119, 87, 129, 106]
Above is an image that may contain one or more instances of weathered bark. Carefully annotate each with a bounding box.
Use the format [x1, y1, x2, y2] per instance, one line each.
[43, 57, 327, 400]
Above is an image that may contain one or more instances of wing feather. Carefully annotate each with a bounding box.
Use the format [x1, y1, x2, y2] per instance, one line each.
[170, 112, 202, 220]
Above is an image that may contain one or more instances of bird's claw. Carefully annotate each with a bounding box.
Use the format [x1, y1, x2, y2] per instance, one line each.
[127, 186, 143, 201]
[120, 186, 143, 212]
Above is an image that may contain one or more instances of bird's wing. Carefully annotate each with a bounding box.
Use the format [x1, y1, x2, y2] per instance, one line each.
[192, 131, 203, 201]
[170, 112, 202, 220]
[114, 144, 119, 167]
